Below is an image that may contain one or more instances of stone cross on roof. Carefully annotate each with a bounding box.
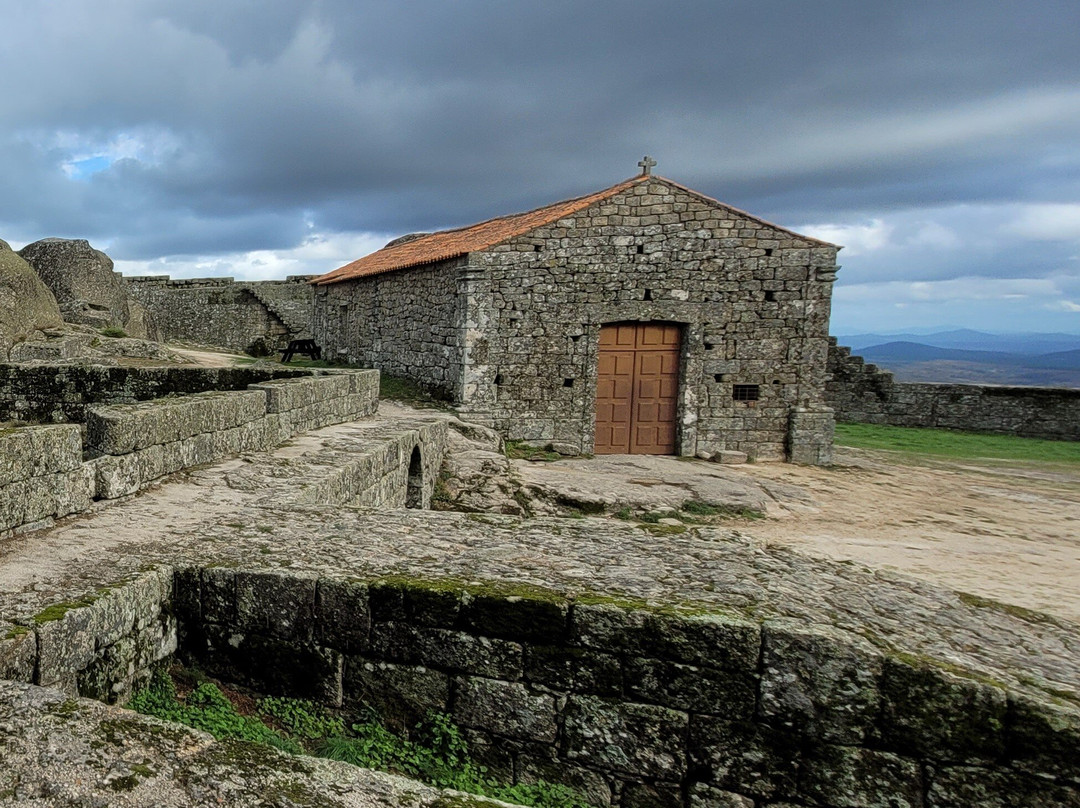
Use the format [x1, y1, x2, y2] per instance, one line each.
[638, 155, 657, 175]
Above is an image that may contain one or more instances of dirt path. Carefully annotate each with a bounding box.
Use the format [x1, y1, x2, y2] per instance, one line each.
[734, 449, 1080, 623]
[168, 346, 250, 367]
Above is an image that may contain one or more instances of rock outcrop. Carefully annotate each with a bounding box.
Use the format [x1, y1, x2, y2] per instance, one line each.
[0, 239, 63, 360]
[18, 238, 153, 339]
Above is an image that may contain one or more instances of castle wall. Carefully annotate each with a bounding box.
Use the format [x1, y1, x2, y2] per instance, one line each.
[312, 260, 465, 399]
[125, 275, 314, 353]
[826, 340, 1080, 440]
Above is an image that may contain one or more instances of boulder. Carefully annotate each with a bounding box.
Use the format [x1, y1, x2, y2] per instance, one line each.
[0, 239, 64, 360]
[18, 238, 153, 339]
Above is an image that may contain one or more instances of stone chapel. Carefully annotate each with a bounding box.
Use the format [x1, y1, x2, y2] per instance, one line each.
[311, 166, 840, 463]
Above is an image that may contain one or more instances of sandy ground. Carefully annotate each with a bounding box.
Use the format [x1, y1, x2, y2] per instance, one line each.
[733, 449, 1080, 624]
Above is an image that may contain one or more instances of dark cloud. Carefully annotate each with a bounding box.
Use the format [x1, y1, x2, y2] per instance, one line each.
[1, 0, 1079, 330]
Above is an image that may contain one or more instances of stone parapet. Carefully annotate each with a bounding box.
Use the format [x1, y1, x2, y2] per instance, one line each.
[826, 340, 1080, 440]
[4, 568, 1074, 807]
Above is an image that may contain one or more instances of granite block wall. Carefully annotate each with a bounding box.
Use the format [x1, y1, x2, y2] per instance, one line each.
[0, 570, 176, 704]
[169, 572, 1080, 808]
[312, 259, 466, 399]
[0, 371, 380, 533]
[0, 424, 94, 534]
[125, 275, 314, 352]
[826, 340, 1080, 441]
[0, 362, 313, 424]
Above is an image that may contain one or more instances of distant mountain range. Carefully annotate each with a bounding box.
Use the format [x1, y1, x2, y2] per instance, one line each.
[833, 331, 1080, 388]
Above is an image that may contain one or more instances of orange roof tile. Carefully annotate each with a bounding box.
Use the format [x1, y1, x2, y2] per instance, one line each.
[312, 176, 648, 285]
[312, 174, 838, 286]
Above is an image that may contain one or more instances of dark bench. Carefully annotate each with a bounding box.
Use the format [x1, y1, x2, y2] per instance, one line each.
[280, 339, 322, 363]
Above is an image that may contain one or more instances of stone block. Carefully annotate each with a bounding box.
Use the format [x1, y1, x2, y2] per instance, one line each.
[315, 579, 371, 652]
[343, 659, 450, 729]
[878, 656, 1007, 762]
[460, 591, 569, 644]
[927, 764, 1080, 808]
[453, 676, 558, 742]
[1005, 695, 1080, 782]
[200, 567, 237, 625]
[689, 716, 800, 801]
[517, 754, 613, 807]
[621, 782, 682, 808]
[572, 604, 760, 671]
[370, 623, 523, 680]
[235, 570, 317, 642]
[799, 745, 922, 808]
[685, 783, 753, 808]
[0, 425, 82, 487]
[0, 631, 36, 682]
[524, 645, 622, 696]
[758, 623, 882, 743]
[626, 656, 756, 717]
[198, 625, 343, 707]
[563, 695, 687, 778]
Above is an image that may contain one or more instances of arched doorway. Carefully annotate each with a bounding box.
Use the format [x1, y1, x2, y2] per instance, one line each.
[405, 446, 424, 508]
[594, 322, 681, 454]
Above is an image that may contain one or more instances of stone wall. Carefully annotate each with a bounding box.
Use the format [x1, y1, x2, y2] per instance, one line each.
[313, 179, 838, 460]
[827, 340, 1080, 440]
[0, 371, 380, 534]
[0, 362, 312, 423]
[40, 569, 1064, 808]
[0, 425, 94, 535]
[313, 259, 466, 399]
[125, 275, 314, 352]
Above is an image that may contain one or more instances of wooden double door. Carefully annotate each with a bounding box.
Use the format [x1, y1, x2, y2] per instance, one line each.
[594, 322, 681, 455]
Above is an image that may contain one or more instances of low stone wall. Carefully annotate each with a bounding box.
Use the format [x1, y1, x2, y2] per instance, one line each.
[125, 274, 314, 352]
[0, 371, 380, 532]
[0, 362, 315, 424]
[4, 569, 1074, 807]
[0, 570, 176, 704]
[0, 425, 94, 534]
[826, 340, 1080, 440]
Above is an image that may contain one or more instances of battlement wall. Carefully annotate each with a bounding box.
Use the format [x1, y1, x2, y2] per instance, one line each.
[124, 274, 315, 352]
[826, 339, 1080, 440]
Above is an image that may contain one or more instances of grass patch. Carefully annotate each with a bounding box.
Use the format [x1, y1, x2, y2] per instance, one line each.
[505, 440, 562, 462]
[129, 666, 593, 808]
[680, 500, 766, 520]
[379, 374, 450, 407]
[99, 326, 128, 338]
[834, 423, 1080, 464]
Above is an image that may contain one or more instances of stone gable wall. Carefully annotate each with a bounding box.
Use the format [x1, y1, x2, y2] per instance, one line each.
[826, 340, 1080, 440]
[125, 275, 314, 352]
[312, 260, 466, 399]
[466, 180, 838, 459]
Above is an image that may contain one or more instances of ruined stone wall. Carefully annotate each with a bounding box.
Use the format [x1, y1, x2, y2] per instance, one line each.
[125, 275, 314, 352]
[0, 362, 311, 423]
[166, 571, 1078, 808]
[826, 340, 1080, 440]
[0, 371, 380, 534]
[464, 179, 838, 460]
[312, 260, 465, 399]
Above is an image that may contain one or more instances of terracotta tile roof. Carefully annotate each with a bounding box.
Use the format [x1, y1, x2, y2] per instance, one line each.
[312, 174, 838, 286]
[312, 176, 648, 285]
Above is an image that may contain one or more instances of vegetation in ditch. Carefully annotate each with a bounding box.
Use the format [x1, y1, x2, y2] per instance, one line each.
[834, 422, 1080, 464]
[504, 440, 564, 462]
[129, 666, 592, 808]
[99, 326, 128, 338]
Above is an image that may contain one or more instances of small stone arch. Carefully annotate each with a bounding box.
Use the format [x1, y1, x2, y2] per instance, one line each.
[405, 445, 424, 509]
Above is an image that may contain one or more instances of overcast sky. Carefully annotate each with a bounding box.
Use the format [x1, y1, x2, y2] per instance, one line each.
[2, 0, 1078, 335]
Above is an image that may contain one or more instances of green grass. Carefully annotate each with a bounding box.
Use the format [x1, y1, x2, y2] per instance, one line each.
[129, 666, 593, 808]
[834, 423, 1080, 464]
[504, 440, 562, 462]
[99, 326, 128, 338]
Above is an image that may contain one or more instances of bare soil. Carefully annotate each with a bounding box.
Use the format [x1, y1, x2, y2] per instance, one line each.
[734, 448, 1080, 623]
